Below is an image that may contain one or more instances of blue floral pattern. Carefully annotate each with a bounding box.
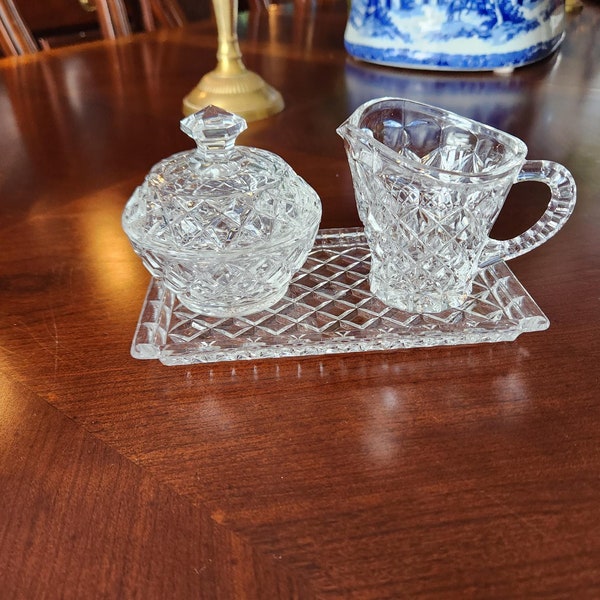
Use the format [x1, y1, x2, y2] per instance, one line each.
[345, 0, 564, 70]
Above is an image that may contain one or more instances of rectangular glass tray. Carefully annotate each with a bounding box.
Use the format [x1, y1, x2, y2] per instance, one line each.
[131, 228, 549, 365]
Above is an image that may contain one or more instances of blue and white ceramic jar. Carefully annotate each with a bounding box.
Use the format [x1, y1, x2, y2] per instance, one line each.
[344, 0, 566, 71]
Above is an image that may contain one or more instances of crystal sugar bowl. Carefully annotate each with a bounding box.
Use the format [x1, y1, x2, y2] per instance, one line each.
[122, 106, 322, 317]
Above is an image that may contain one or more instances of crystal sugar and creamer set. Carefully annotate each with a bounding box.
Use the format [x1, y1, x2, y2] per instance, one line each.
[122, 99, 576, 364]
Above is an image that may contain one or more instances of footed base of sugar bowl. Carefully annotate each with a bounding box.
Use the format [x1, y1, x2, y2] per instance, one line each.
[177, 284, 289, 318]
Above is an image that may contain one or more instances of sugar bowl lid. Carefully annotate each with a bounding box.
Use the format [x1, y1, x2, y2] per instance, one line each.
[123, 105, 319, 255]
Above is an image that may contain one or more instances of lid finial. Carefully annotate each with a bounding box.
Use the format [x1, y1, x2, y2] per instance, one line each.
[180, 106, 247, 160]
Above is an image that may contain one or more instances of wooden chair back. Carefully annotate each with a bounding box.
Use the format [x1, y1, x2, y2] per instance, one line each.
[0, 0, 187, 56]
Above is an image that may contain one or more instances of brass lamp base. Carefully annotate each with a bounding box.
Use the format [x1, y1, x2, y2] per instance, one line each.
[182, 67, 284, 122]
[182, 0, 284, 122]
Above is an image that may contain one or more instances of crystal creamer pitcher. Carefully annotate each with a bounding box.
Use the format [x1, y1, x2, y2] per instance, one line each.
[337, 97, 576, 313]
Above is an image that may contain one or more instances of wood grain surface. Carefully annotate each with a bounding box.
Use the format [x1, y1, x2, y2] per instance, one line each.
[0, 3, 599, 598]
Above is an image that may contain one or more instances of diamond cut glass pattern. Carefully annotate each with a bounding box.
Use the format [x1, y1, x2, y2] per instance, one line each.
[337, 97, 576, 313]
[131, 229, 550, 365]
[122, 106, 321, 317]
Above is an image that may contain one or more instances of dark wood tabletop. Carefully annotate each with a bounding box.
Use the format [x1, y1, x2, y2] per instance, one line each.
[1, 3, 599, 598]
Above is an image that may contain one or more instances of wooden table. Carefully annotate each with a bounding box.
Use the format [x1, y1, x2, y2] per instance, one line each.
[1, 3, 599, 597]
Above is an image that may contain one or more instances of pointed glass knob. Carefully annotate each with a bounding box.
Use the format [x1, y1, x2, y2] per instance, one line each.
[181, 105, 247, 160]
